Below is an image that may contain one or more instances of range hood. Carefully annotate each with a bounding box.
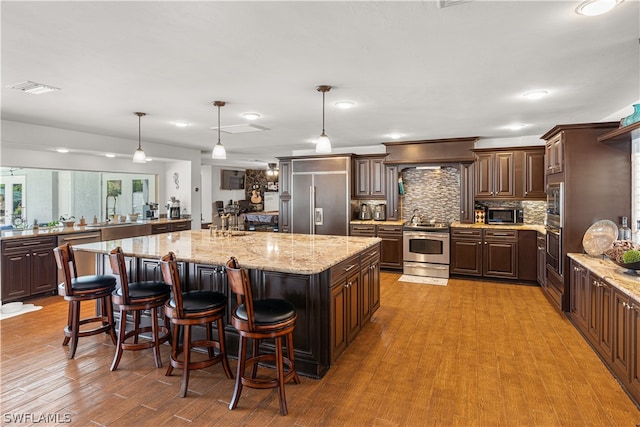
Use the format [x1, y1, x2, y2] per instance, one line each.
[383, 137, 477, 165]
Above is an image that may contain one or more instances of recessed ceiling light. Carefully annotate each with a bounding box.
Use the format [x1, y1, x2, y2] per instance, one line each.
[242, 112, 261, 120]
[172, 121, 190, 128]
[56, 148, 69, 153]
[334, 100, 356, 109]
[105, 153, 116, 158]
[522, 90, 549, 100]
[387, 133, 404, 140]
[506, 124, 527, 131]
[576, 0, 623, 16]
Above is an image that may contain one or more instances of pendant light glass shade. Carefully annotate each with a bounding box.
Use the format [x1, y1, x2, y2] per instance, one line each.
[316, 85, 332, 154]
[212, 101, 227, 159]
[132, 112, 147, 163]
[316, 133, 332, 154]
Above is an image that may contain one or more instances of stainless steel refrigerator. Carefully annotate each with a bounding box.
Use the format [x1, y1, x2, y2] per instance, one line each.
[290, 160, 350, 236]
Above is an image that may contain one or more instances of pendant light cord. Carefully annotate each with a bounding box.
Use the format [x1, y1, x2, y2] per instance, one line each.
[138, 114, 142, 149]
[322, 91, 326, 134]
[218, 104, 221, 143]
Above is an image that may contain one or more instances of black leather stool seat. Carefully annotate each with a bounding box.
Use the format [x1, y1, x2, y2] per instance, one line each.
[168, 291, 226, 313]
[235, 299, 296, 325]
[115, 281, 170, 300]
[71, 275, 117, 291]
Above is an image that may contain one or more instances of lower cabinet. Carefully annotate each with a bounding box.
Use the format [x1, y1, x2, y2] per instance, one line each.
[536, 232, 546, 287]
[151, 220, 191, 234]
[570, 258, 640, 405]
[450, 228, 520, 280]
[329, 246, 381, 363]
[1, 236, 57, 302]
[350, 223, 402, 270]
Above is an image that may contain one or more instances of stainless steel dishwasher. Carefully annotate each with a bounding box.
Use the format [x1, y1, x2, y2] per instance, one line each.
[56, 231, 102, 282]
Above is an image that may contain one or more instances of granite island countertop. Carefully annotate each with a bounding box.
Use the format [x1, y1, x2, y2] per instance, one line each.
[569, 253, 640, 301]
[73, 229, 382, 275]
[0, 218, 192, 241]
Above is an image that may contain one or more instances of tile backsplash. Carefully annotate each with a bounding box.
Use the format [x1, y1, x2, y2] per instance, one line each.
[399, 166, 546, 225]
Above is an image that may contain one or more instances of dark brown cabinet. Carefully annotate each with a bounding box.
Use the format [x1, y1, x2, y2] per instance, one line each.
[570, 261, 590, 333]
[474, 147, 545, 201]
[475, 151, 516, 199]
[349, 223, 402, 270]
[523, 149, 546, 199]
[353, 155, 386, 199]
[360, 246, 381, 324]
[545, 132, 563, 175]
[330, 255, 360, 362]
[536, 232, 546, 287]
[459, 162, 475, 223]
[542, 122, 630, 312]
[151, 220, 191, 234]
[450, 228, 522, 280]
[1, 236, 57, 302]
[385, 165, 400, 220]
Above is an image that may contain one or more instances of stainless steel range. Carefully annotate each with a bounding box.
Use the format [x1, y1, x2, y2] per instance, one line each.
[403, 222, 450, 278]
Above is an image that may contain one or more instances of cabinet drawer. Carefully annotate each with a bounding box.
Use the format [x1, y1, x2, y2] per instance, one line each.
[484, 229, 517, 241]
[350, 225, 376, 236]
[151, 224, 171, 234]
[172, 222, 190, 231]
[377, 225, 402, 234]
[2, 236, 57, 251]
[451, 228, 482, 239]
[330, 255, 359, 284]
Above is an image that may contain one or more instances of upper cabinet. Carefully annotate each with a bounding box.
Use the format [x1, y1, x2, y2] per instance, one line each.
[545, 132, 564, 175]
[473, 147, 545, 201]
[353, 155, 387, 199]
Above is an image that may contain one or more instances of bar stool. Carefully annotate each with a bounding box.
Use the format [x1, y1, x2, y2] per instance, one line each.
[160, 252, 233, 397]
[108, 247, 171, 371]
[53, 243, 117, 359]
[225, 257, 300, 416]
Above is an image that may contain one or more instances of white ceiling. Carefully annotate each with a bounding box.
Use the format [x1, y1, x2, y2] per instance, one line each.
[1, 1, 639, 168]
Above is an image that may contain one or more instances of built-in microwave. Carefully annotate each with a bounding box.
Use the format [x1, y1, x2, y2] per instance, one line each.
[487, 208, 524, 224]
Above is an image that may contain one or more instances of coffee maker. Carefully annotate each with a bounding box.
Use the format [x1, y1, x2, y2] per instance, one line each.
[143, 203, 158, 219]
[373, 204, 386, 221]
[168, 197, 181, 219]
[359, 203, 372, 220]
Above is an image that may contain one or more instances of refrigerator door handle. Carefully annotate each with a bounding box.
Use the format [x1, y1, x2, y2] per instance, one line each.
[309, 186, 315, 234]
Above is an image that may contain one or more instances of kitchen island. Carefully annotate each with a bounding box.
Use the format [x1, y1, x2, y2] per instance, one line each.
[74, 230, 382, 378]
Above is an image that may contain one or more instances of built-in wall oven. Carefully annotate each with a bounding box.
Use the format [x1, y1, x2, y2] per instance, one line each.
[403, 223, 450, 278]
[545, 182, 564, 277]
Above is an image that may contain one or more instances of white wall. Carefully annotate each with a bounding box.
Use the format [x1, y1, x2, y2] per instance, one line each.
[1, 120, 203, 225]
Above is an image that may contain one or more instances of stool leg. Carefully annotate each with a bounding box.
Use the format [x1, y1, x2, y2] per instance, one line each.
[275, 336, 288, 416]
[216, 317, 233, 379]
[105, 295, 117, 345]
[150, 306, 163, 368]
[133, 310, 140, 344]
[166, 322, 179, 377]
[62, 302, 72, 346]
[179, 325, 192, 398]
[110, 308, 128, 371]
[250, 339, 260, 379]
[229, 335, 247, 410]
[68, 300, 80, 359]
[287, 332, 301, 384]
[206, 322, 214, 358]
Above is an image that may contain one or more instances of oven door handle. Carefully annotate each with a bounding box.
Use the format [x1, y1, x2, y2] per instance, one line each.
[403, 231, 449, 238]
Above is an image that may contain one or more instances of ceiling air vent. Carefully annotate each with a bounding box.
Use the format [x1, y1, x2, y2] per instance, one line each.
[7, 80, 61, 95]
[210, 124, 270, 134]
[437, 0, 472, 8]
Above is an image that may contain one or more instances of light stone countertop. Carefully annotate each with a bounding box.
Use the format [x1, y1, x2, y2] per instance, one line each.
[0, 218, 192, 241]
[350, 220, 404, 226]
[73, 229, 382, 275]
[450, 222, 546, 234]
[569, 253, 640, 301]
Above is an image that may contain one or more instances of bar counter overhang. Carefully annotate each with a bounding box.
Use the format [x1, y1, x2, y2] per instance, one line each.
[73, 230, 382, 378]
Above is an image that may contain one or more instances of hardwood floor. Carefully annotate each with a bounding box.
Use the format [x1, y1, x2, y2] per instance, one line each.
[2, 273, 639, 426]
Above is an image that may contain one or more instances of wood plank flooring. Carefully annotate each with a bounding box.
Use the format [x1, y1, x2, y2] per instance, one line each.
[2, 273, 640, 426]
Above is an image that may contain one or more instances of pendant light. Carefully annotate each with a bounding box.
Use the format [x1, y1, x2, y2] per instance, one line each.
[316, 85, 332, 154]
[212, 101, 227, 159]
[132, 112, 147, 163]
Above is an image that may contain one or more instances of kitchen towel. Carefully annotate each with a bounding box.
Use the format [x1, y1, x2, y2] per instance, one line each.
[398, 275, 448, 286]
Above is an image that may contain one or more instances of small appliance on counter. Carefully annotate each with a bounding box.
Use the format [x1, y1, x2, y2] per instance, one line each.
[168, 197, 181, 219]
[143, 202, 158, 219]
[487, 207, 523, 224]
[359, 203, 372, 220]
[373, 204, 386, 221]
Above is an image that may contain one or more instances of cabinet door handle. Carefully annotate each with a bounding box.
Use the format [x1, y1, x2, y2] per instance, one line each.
[344, 264, 356, 272]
